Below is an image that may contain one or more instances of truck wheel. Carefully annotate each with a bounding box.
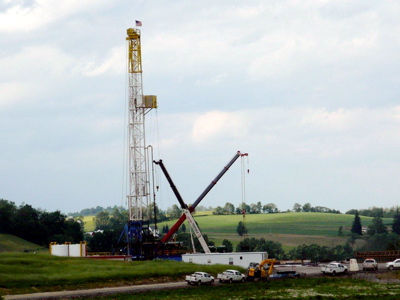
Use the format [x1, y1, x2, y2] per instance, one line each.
[389, 265, 394, 270]
[197, 280, 201, 286]
[187, 282, 191, 285]
[241, 278, 245, 282]
[229, 278, 233, 284]
[332, 271, 336, 276]
[219, 279, 223, 283]
[210, 279, 214, 285]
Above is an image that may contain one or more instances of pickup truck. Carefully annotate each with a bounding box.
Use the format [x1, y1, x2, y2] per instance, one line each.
[217, 269, 246, 283]
[321, 262, 347, 276]
[185, 272, 214, 285]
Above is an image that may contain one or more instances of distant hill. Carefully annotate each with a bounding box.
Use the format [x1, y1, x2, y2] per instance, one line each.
[157, 212, 386, 251]
[0, 234, 46, 253]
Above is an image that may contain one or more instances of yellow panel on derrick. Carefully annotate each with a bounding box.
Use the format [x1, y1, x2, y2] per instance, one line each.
[144, 95, 157, 108]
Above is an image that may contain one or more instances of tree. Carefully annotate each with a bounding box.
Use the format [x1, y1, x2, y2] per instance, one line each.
[367, 215, 388, 235]
[359, 233, 400, 251]
[351, 210, 362, 235]
[293, 203, 302, 212]
[236, 221, 248, 236]
[338, 226, 343, 236]
[0, 199, 17, 233]
[262, 203, 278, 214]
[94, 211, 111, 230]
[302, 203, 312, 212]
[250, 203, 260, 214]
[224, 202, 235, 215]
[392, 208, 400, 234]
[87, 230, 117, 252]
[212, 206, 225, 215]
[221, 239, 233, 252]
[176, 232, 215, 253]
[168, 204, 182, 219]
[256, 202, 262, 214]
[255, 238, 285, 260]
[236, 237, 259, 252]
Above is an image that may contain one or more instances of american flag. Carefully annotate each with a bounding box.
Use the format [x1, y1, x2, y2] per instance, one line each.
[135, 20, 142, 27]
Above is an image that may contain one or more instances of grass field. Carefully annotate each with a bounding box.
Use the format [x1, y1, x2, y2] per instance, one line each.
[157, 212, 381, 250]
[83, 215, 95, 232]
[0, 253, 239, 296]
[93, 277, 400, 300]
[0, 234, 46, 253]
[1, 253, 400, 299]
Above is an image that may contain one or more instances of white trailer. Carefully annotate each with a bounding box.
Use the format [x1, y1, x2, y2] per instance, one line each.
[182, 252, 268, 269]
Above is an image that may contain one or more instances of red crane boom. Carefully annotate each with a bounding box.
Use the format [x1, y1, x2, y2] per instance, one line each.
[160, 151, 245, 244]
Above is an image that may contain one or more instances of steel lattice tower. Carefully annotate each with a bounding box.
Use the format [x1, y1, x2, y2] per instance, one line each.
[125, 28, 157, 257]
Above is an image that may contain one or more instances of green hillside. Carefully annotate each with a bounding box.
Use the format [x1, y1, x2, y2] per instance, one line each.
[0, 234, 46, 253]
[158, 212, 387, 251]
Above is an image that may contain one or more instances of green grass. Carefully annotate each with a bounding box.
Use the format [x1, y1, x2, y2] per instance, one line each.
[0, 234, 46, 253]
[92, 277, 400, 299]
[158, 212, 381, 250]
[83, 215, 96, 232]
[0, 253, 243, 296]
[2, 253, 400, 299]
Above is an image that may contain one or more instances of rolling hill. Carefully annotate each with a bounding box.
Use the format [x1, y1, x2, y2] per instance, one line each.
[0, 233, 46, 253]
[157, 212, 387, 251]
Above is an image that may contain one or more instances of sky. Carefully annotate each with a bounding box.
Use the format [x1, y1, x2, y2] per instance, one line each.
[1, 0, 400, 215]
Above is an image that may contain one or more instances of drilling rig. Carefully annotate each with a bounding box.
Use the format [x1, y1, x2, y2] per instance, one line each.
[120, 27, 157, 259]
[116, 26, 245, 259]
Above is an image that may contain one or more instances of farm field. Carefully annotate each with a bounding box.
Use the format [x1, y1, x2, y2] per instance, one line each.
[83, 215, 95, 232]
[157, 212, 382, 250]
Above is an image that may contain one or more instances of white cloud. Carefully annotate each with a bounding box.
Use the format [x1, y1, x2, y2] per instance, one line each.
[2, 0, 400, 213]
[0, 0, 110, 32]
[81, 46, 125, 77]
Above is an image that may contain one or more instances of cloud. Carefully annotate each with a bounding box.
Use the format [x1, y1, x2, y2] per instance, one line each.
[81, 46, 125, 77]
[191, 110, 247, 143]
[0, 0, 110, 32]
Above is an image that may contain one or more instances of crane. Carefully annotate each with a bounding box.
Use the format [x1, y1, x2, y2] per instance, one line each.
[159, 151, 247, 248]
[154, 159, 211, 253]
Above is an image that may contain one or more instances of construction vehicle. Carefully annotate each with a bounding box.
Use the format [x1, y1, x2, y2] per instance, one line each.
[246, 258, 276, 281]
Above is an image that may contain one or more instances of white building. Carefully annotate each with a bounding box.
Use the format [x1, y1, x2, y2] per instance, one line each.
[182, 252, 268, 269]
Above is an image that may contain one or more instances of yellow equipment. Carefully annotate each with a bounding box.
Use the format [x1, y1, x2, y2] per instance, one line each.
[246, 258, 276, 281]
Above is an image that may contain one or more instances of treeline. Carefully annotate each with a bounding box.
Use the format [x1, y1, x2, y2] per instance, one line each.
[212, 202, 340, 215]
[234, 238, 353, 262]
[346, 206, 398, 218]
[0, 199, 83, 246]
[69, 205, 127, 217]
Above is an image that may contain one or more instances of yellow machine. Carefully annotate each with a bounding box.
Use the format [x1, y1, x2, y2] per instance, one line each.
[246, 259, 276, 281]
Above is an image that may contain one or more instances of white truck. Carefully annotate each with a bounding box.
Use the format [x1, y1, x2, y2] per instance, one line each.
[386, 259, 400, 270]
[321, 262, 348, 275]
[217, 269, 246, 283]
[185, 272, 214, 285]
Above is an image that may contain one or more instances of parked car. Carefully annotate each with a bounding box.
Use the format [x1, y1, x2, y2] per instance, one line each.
[362, 258, 378, 271]
[386, 259, 400, 270]
[185, 272, 214, 285]
[217, 270, 246, 283]
[321, 262, 347, 275]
